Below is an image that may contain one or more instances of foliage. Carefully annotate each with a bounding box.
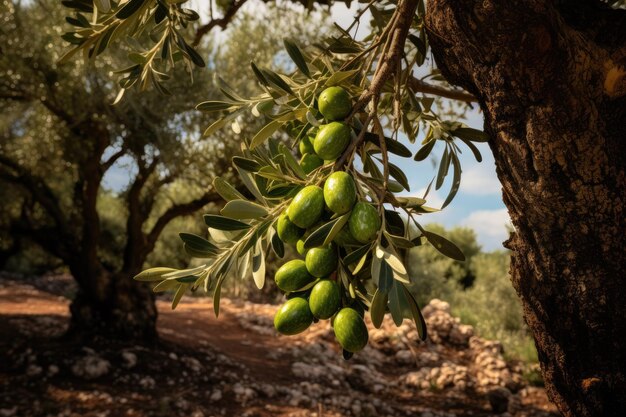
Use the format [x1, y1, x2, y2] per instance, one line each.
[0, 0, 328, 299]
[409, 238, 537, 364]
[120, 0, 495, 356]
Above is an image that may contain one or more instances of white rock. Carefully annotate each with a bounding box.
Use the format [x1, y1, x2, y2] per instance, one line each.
[209, 389, 222, 402]
[71, 355, 110, 380]
[121, 351, 137, 369]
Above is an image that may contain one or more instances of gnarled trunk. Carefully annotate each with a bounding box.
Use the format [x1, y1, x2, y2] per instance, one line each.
[68, 266, 157, 341]
[426, 1, 626, 416]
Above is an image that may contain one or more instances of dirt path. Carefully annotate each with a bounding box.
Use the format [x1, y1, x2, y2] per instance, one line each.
[0, 275, 559, 417]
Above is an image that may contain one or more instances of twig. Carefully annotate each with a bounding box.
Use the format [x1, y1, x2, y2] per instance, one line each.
[335, 0, 418, 172]
[408, 76, 477, 103]
[348, 0, 419, 118]
[192, 0, 250, 46]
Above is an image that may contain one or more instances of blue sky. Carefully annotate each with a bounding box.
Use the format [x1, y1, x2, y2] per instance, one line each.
[104, 1, 510, 252]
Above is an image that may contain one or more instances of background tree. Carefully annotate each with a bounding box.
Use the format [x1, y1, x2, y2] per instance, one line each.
[0, 0, 328, 340]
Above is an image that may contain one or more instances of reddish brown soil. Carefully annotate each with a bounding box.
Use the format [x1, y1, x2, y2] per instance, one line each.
[0, 274, 558, 417]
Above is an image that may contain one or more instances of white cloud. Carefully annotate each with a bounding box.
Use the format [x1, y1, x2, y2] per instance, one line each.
[461, 209, 511, 250]
[461, 163, 502, 196]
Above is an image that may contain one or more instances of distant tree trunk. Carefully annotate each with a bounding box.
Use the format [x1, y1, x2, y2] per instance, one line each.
[426, 1, 626, 416]
[68, 265, 157, 341]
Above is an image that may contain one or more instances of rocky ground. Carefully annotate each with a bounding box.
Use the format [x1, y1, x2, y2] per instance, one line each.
[0, 273, 558, 417]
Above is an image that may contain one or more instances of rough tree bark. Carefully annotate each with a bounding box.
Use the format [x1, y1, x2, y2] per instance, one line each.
[426, 1, 626, 416]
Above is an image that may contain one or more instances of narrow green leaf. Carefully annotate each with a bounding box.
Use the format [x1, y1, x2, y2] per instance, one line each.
[153, 279, 180, 293]
[251, 121, 283, 149]
[213, 279, 222, 317]
[424, 230, 465, 261]
[252, 240, 265, 289]
[442, 152, 461, 209]
[404, 286, 428, 341]
[388, 282, 408, 326]
[396, 196, 426, 208]
[250, 61, 269, 86]
[343, 244, 371, 266]
[175, 276, 198, 284]
[458, 137, 483, 162]
[351, 250, 369, 275]
[385, 233, 415, 249]
[179, 232, 219, 253]
[116, 0, 145, 19]
[304, 220, 336, 249]
[370, 288, 388, 329]
[213, 177, 246, 202]
[196, 101, 236, 112]
[221, 200, 268, 219]
[232, 156, 261, 172]
[284, 39, 311, 78]
[388, 162, 410, 192]
[171, 283, 188, 309]
[183, 244, 213, 259]
[261, 69, 295, 95]
[378, 259, 393, 293]
[323, 212, 351, 246]
[279, 144, 306, 180]
[414, 139, 436, 161]
[271, 230, 285, 258]
[451, 127, 490, 142]
[436, 146, 450, 190]
[236, 166, 265, 203]
[183, 43, 205, 67]
[163, 265, 207, 279]
[202, 118, 228, 138]
[134, 267, 177, 281]
[203, 214, 251, 231]
[324, 69, 359, 87]
[384, 210, 405, 236]
[364, 131, 412, 158]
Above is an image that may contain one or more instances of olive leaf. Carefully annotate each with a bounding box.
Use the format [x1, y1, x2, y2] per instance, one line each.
[403, 286, 428, 341]
[213, 177, 246, 202]
[196, 101, 236, 112]
[252, 240, 266, 290]
[284, 39, 311, 78]
[423, 230, 466, 261]
[442, 152, 461, 209]
[115, 0, 144, 19]
[414, 139, 436, 161]
[271, 230, 285, 258]
[323, 212, 351, 246]
[303, 220, 336, 249]
[451, 127, 490, 142]
[134, 267, 177, 282]
[279, 144, 306, 180]
[153, 279, 180, 293]
[171, 283, 188, 310]
[179, 232, 219, 254]
[221, 200, 268, 219]
[203, 214, 251, 231]
[343, 244, 371, 266]
[232, 156, 261, 172]
[324, 69, 359, 86]
[251, 121, 283, 149]
[436, 146, 450, 190]
[370, 288, 388, 329]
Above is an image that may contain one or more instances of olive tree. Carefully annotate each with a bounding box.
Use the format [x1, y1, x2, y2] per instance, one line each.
[57, 0, 626, 414]
[0, 0, 327, 339]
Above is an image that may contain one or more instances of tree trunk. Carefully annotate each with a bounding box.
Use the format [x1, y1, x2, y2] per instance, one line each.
[68, 265, 157, 341]
[426, 1, 626, 416]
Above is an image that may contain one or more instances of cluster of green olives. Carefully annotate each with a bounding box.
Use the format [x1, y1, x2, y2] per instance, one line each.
[272, 86, 382, 354]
